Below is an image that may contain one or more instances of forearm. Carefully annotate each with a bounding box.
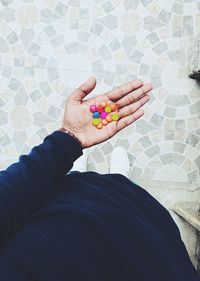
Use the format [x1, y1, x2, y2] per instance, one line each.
[0, 130, 82, 247]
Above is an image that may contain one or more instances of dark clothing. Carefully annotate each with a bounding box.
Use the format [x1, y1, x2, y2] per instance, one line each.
[0, 131, 199, 281]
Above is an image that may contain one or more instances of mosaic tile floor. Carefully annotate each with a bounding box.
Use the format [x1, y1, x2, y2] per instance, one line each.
[0, 0, 200, 184]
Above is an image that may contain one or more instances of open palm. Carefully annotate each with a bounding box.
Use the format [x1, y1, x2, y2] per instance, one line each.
[62, 78, 153, 148]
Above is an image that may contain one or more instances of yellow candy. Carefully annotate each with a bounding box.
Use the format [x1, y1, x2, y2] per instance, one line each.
[105, 106, 111, 113]
[97, 122, 103, 129]
[112, 113, 120, 121]
[92, 118, 100, 126]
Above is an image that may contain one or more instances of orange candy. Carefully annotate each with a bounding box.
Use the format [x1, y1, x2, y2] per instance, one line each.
[106, 115, 112, 122]
[102, 119, 108, 126]
[111, 103, 118, 111]
[97, 122, 103, 129]
[99, 101, 107, 108]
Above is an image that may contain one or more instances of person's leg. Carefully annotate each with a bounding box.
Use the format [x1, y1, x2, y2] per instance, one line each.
[109, 146, 130, 178]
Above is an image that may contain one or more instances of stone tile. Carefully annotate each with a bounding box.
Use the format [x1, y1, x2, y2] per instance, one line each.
[101, 142, 113, 155]
[175, 119, 186, 130]
[187, 170, 198, 183]
[139, 135, 152, 148]
[6, 31, 18, 44]
[186, 133, 200, 147]
[0, 37, 9, 53]
[164, 130, 175, 141]
[20, 28, 35, 47]
[0, 110, 8, 126]
[143, 16, 165, 32]
[146, 32, 159, 45]
[40, 8, 61, 24]
[10, 107, 32, 130]
[1, 0, 13, 5]
[164, 107, 176, 118]
[35, 56, 47, 68]
[109, 39, 121, 51]
[14, 86, 28, 106]
[90, 22, 104, 36]
[143, 167, 155, 178]
[153, 41, 168, 55]
[77, 31, 90, 42]
[160, 153, 185, 165]
[141, 0, 153, 7]
[173, 142, 186, 153]
[0, 134, 11, 147]
[151, 65, 162, 77]
[158, 9, 172, 24]
[55, 2, 68, 16]
[39, 81, 53, 97]
[47, 105, 61, 119]
[183, 16, 193, 37]
[28, 42, 41, 56]
[12, 131, 27, 151]
[1, 65, 12, 78]
[172, 3, 183, 14]
[116, 139, 130, 150]
[130, 166, 142, 178]
[167, 49, 180, 62]
[122, 36, 137, 56]
[150, 113, 164, 127]
[33, 112, 52, 127]
[144, 144, 160, 158]
[189, 101, 200, 115]
[165, 95, 190, 106]
[129, 50, 144, 63]
[44, 26, 57, 38]
[98, 45, 112, 60]
[139, 63, 150, 75]
[50, 34, 65, 48]
[136, 120, 157, 134]
[99, 14, 118, 30]
[124, 0, 139, 10]
[47, 69, 59, 82]
[194, 155, 200, 173]
[36, 128, 48, 140]
[91, 147, 105, 164]
[102, 1, 115, 13]
[30, 89, 42, 102]
[0, 7, 15, 22]
[8, 78, 22, 91]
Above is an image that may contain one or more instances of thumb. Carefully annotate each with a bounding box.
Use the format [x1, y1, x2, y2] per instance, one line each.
[71, 77, 96, 103]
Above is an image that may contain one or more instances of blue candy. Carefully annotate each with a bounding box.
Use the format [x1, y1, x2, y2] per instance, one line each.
[93, 112, 100, 118]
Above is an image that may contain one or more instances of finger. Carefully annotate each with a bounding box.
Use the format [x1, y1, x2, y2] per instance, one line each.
[119, 94, 150, 118]
[116, 109, 144, 132]
[70, 77, 96, 104]
[116, 83, 153, 108]
[105, 79, 143, 101]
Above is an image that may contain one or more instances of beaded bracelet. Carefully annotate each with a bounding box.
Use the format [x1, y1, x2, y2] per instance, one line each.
[58, 127, 83, 149]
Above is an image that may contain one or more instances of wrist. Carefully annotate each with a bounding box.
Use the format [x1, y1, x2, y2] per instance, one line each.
[58, 127, 84, 149]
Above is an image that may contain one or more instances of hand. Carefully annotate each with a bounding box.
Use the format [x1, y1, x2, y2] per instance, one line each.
[61, 77, 153, 148]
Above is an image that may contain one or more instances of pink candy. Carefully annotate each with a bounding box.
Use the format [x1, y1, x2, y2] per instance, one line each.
[100, 112, 108, 119]
[90, 105, 97, 113]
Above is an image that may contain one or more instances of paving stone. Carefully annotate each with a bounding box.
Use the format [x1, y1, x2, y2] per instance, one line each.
[144, 144, 160, 158]
[143, 16, 165, 31]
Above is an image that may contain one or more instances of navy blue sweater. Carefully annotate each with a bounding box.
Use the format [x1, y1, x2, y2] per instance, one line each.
[0, 131, 199, 281]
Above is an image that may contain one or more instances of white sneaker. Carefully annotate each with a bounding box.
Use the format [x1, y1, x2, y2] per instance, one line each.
[70, 150, 88, 173]
[109, 146, 130, 178]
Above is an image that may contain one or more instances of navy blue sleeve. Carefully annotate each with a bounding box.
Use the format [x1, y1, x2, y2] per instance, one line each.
[0, 131, 82, 247]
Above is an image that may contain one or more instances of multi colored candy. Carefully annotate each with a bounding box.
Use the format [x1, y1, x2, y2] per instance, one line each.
[90, 100, 120, 129]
